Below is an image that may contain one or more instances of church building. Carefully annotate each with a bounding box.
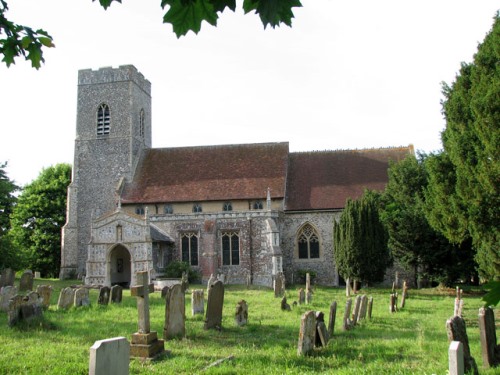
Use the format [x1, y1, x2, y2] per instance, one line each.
[60, 65, 413, 288]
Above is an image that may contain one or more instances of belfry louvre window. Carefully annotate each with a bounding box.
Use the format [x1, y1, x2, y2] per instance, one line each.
[97, 104, 110, 135]
[139, 109, 145, 138]
[297, 224, 320, 259]
[222, 232, 240, 265]
[181, 232, 198, 266]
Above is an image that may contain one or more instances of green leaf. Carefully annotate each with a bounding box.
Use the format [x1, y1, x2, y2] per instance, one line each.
[210, 0, 236, 13]
[94, 0, 122, 10]
[163, 0, 218, 38]
[21, 36, 32, 49]
[482, 281, 500, 307]
[243, 0, 302, 29]
[38, 36, 55, 48]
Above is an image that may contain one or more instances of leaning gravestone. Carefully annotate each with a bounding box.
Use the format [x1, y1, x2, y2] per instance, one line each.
[0, 285, 17, 312]
[74, 288, 90, 307]
[58, 287, 76, 309]
[342, 298, 353, 331]
[297, 310, 316, 356]
[7, 293, 43, 327]
[298, 288, 305, 305]
[36, 285, 53, 309]
[446, 315, 478, 375]
[191, 289, 204, 316]
[352, 295, 361, 326]
[0, 268, 15, 288]
[111, 285, 123, 303]
[19, 270, 34, 292]
[89, 337, 130, 375]
[163, 284, 185, 340]
[235, 300, 248, 326]
[478, 307, 500, 368]
[98, 286, 110, 305]
[327, 301, 337, 338]
[367, 297, 374, 319]
[130, 271, 165, 359]
[281, 295, 291, 311]
[315, 311, 328, 347]
[358, 295, 368, 322]
[204, 280, 224, 330]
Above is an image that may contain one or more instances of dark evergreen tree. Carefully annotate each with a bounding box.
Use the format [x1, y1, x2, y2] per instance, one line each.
[0, 162, 19, 270]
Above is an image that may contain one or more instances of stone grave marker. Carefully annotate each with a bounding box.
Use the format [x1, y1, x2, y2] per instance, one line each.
[74, 287, 90, 307]
[400, 281, 408, 309]
[274, 272, 284, 298]
[34, 271, 41, 279]
[352, 295, 361, 326]
[206, 273, 215, 290]
[281, 295, 291, 311]
[181, 271, 189, 293]
[204, 280, 224, 330]
[327, 301, 337, 338]
[454, 287, 464, 317]
[297, 310, 316, 356]
[342, 298, 353, 331]
[446, 315, 478, 375]
[163, 284, 186, 340]
[0, 285, 17, 312]
[390, 293, 397, 313]
[315, 311, 328, 347]
[367, 297, 373, 319]
[57, 287, 76, 309]
[19, 270, 34, 292]
[191, 289, 204, 316]
[0, 268, 15, 288]
[89, 337, 130, 375]
[449, 341, 464, 375]
[98, 286, 111, 305]
[130, 271, 165, 359]
[305, 273, 311, 291]
[478, 307, 500, 368]
[36, 285, 53, 309]
[7, 293, 43, 326]
[111, 285, 123, 303]
[235, 300, 248, 326]
[298, 288, 305, 305]
[306, 289, 312, 305]
[358, 295, 368, 321]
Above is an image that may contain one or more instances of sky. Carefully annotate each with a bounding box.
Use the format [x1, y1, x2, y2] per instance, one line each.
[0, 0, 498, 187]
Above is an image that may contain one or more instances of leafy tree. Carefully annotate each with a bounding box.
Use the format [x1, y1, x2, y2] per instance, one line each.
[0, 161, 19, 270]
[381, 154, 476, 287]
[9, 164, 71, 277]
[1, 0, 301, 68]
[334, 190, 391, 286]
[427, 15, 499, 281]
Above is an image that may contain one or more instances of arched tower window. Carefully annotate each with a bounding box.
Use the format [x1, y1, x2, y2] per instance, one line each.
[297, 223, 320, 259]
[97, 103, 110, 135]
[139, 108, 145, 138]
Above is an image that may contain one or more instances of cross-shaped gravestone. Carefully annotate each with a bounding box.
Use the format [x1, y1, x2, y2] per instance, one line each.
[130, 271, 154, 334]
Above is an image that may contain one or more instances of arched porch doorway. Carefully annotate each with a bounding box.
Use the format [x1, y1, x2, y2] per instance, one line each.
[109, 245, 131, 288]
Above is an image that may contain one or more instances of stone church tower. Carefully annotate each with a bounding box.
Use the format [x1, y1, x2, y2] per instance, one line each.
[60, 65, 152, 279]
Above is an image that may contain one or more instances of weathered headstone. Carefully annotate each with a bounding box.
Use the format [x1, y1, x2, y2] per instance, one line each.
[204, 280, 224, 330]
[281, 295, 291, 311]
[305, 273, 311, 291]
[478, 307, 500, 368]
[130, 271, 165, 359]
[306, 289, 312, 305]
[57, 287, 76, 309]
[400, 281, 407, 309]
[98, 286, 110, 305]
[7, 293, 43, 326]
[352, 295, 361, 326]
[36, 285, 53, 309]
[163, 284, 185, 340]
[327, 301, 337, 338]
[274, 272, 285, 298]
[298, 288, 305, 305]
[0, 285, 17, 312]
[19, 270, 34, 292]
[454, 288, 464, 317]
[74, 287, 90, 307]
[358, 295, 368, 322]
[181, 271, 189, 293]
[367, 296, 373, 319]
[191, 289, 204, 316]
[235, 300, 248, 326]
[0, 268, 15, 288]
[390, 293, 397, 313]
[89, 337, 130, 375]
[34, 271, 41, 279]
[446, 315, 478, 375]
[315, 311, 328, 347]
[206, 273, 215, 290]
[111, 285, 123, 303]
[297, 310, 316, 356]
[345, 277, 352, 297]
[342, 298, 353, 331]
[449, 341, 464, 375]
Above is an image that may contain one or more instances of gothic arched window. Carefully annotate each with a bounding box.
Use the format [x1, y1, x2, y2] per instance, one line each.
[297, 224, 320, 259]
[97, 103, 110, 135]
[181, 232, 198, 266]
[221, 232, 240, 265]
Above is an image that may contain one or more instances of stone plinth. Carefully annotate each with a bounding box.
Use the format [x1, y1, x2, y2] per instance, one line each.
[130, 332, 165, 359]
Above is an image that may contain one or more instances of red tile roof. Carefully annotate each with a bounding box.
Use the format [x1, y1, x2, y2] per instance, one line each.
[285, 146, 414, 211]
[121, 143, 289, 204]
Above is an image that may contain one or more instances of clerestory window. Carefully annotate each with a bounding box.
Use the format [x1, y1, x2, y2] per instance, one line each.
[97, 103, 110, 135]
[253, 201, 263, 210]
[192, 203, 202, 213]
[223, 202, 232, 211]
[297, 224, 320, 259]
[164, 204, 173, 214]
[181, 232, 198, 266]
[221, 232, 240, 265]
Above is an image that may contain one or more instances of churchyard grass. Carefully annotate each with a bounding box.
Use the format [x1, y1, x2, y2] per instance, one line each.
[0, 279, 498, 374]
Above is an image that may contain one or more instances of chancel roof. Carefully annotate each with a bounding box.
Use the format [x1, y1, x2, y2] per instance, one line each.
[121, 142, 289, 204]
[285, 146, 413, 211]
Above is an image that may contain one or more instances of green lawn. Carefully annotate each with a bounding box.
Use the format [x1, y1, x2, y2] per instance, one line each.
[0, 279, 497, 374]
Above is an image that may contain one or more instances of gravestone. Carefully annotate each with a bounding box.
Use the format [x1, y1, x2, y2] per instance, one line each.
[306, 289, 312, 305]
[0, 268, 15, 288]
[449, 341, 464, 375]
[281, 295, 291, 311]
[36, 285, 53, 309]
[454, 288, 464, 317]
[352, 295, 361, 326]
[130, 271, 165, 359]
[89, 337, 130, 375]
[191, 289, 204, 316]
[111, 285, 123, 303]
[327, 301, 337, 338]
[34, 271, 41, 279]
[0, 285, 17, 312]
[297, 310, 316, 356]
[298, 288, 305, 305]
[315, 311, 328, 347]
[358, 295, 368, 321]
[390, 293, 397, 313]
[478, 307, 500, 368]
[446, 315, 478, 375]
[367, 297, 373, 319]
[204, 280, 224, 330]
[19, 270, 34, 292]
[305, 273, 311, 291]
[7, 293, 43, 326]
[274, 272, 284, 298]
[342, 298, 353, 331]
[400, 281, 407, 309]
[98, 286, 111, 305]
[345, 277, 352, 297]
[57, 287, 76, 309]
[163, 284, 185, 340]
[207, 274, 215, 290]
[235, 300, 248, 326]
[74, 287, 90, 307]
[181, 271, 189, 293]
